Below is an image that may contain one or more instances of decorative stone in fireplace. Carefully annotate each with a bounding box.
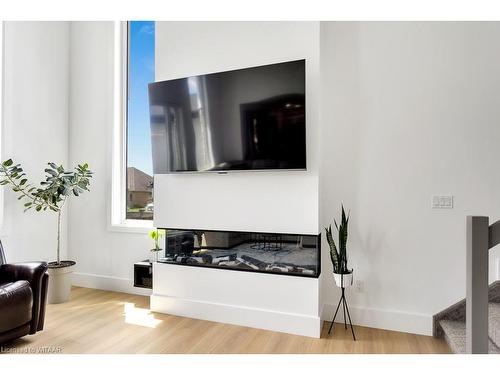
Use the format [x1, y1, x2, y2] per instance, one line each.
[158, 229, 321, 278]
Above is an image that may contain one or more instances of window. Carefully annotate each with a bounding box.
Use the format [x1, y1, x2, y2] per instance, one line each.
[0, 22, 4, 231]
[126, 21, 155, 221]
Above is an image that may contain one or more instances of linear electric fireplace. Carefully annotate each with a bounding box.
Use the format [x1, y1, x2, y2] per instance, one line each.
[158, 229, 320, 278]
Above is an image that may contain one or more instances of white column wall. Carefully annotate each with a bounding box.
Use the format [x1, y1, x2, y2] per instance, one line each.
[151, 22, 322, 337]
[1, 22, 70, 264]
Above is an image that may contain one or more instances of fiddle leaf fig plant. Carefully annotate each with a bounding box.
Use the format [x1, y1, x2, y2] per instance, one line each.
[0, 159, 93, 265]
[325, 205, 350, 274]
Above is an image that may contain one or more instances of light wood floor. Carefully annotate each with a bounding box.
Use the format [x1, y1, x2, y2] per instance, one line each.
[3, 287, 450, 354]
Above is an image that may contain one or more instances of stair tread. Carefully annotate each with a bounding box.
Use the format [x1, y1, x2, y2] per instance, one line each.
[489, 303, 500, 347]
[439, 319, 500, 354]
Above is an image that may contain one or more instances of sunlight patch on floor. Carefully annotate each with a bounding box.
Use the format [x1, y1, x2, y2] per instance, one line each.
[123, 302, 162, 328]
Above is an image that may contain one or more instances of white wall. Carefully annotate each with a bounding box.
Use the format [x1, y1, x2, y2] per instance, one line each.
[1, 22, 70, 263]
[67, 22, 152, 295]
[67, 20, 322, 300]
[152, 262, 321, 337]
[69, 21, 500, 335]
[67, 21, 322, 295]
[320, 22, 500, 334]
[0, 21, 151, 294]
[152, 22, 323, 335]
[4, 21, 499, 337]
[153, 22, 321, 235]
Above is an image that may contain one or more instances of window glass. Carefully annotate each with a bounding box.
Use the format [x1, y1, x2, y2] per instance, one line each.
[126, 21, 155, 220]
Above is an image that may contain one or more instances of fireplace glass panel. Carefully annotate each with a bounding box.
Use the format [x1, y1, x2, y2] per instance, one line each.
[158, 229, 320, 277]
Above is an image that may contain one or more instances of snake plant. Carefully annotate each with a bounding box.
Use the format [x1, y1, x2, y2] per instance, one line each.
[325, 205, 350, 274]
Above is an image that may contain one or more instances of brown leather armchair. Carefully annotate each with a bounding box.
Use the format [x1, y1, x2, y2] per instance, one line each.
[0, 241, 49, 344]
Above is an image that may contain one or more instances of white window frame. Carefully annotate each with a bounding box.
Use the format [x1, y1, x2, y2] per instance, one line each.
[109, 21, 153, 233]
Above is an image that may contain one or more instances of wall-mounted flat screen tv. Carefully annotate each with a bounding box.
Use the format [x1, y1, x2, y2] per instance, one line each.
[148, 59, 306, 173]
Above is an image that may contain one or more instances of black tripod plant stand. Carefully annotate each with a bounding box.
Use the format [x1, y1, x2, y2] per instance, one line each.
[328, 286, 356, 340]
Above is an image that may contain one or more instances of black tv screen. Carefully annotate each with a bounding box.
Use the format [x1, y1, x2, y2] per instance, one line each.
[148, 60, 306, 173]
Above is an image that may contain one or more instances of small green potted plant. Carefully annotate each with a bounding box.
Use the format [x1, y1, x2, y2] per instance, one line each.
[0, 159, 93, 303]
[149, 228, 166, 263]
[325, 205, 353, 288]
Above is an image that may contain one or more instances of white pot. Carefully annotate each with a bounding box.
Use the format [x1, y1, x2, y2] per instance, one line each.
[333, 271, 353, 288]
[149, 250, 161, 263]
[47, 261, 75, 304]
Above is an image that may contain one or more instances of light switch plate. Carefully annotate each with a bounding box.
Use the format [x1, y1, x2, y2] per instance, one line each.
[432, 195, 453, 209]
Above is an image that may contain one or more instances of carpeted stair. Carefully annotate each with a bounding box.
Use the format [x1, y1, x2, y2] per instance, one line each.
[434, 281, 500, 354]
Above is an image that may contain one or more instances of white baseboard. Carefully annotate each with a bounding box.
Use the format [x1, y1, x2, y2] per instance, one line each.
[72, 272, 429, 337]
[321, 303, 432, 336]
[151, 293, 321, 338]
[72, 272, 152, 297]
